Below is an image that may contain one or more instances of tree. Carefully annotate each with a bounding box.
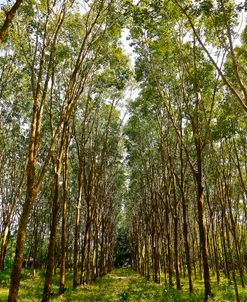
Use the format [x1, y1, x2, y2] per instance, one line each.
[0, 0, 23, 44]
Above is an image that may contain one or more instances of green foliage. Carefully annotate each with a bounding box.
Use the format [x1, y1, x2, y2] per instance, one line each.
[1, 268, 247, 301]
[119, 291, 129, 301]
[113, 228, 132, 268]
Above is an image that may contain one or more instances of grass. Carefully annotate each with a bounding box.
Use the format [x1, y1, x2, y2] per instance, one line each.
[0, 268, 247, 301]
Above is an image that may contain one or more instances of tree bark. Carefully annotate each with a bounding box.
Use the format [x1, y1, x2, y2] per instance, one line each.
[197, 182, 212, 300]
[0, 0, 23, 44]
[59, 146, 68, 295]
[73, 181, 83, 288]
[42, 172, 60, 302]
[8, 188, 37, 302]
[0, 225, 9, 270]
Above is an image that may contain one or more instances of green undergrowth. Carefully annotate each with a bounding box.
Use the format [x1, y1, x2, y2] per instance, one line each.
[0, 268, 247, 301]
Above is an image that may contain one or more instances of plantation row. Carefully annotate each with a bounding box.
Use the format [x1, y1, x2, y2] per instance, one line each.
[0, 0, 247, 301]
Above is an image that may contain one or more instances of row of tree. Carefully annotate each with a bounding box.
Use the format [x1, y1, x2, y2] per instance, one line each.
[125, 1, 247, 301]
[0, 1, 129, 302]
[1, 1, 247, 302]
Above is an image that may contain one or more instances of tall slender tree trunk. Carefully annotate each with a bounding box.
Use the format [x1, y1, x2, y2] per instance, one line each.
[73, 180, 83, 288]
[166, 210, 173, 287]
[179, 147, 193, 292]
[0, 225, 9, 270]
[8, 194, 36, 301]
[86, 234, 91, 284]
[42, 172, 61, 302]
[99, 223, 105, 276]
[92, 223, 99, 281]
[181, 199, 193, 292]
[174, 215, 181, 290]
[8, 159, 37, 302]
[59, 146, 68, 295]
[42, 120, 68, 301]
[80, 220, 90, 285]
[196, 181, 212, 300]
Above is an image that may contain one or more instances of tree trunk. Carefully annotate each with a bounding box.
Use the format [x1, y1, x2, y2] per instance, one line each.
[59, 150, 68, 295]
[73, 182, 83, 288]
[0, 0, 23, 44]
[8, 183, 37, 302]
[92, 224, 99, 281]
[0, 225, 9, 270]
[42, 171, 60, 302]
[181, 200, 193, 292]
[197, 183, 212, 300]
[99, 223, 105, 276]
[86, 235, 91, 284]
[80, 220, 90, 285]
[174, 215, 181, 290]
[166, 210, 173, 286]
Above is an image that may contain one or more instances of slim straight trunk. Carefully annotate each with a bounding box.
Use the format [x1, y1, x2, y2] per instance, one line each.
[145, 238, 150, 280]
[73, 183, 83, 288]
[86, 236, 91, 284]
[80, 221, 90, 285]
[99, 224, 105, 276]
[153, 243, 160, 283]
[231, 221, 245, 288]
[212, 223, 220, 284]
[92, 227, 98, 281]
[166, 210, 173, 286]
[221, 212, 230, 281]
[174, 215, 181, 290]
[32, 225, 38, 276]
[152, 236, 157, 282]
[42, 172, 60, 302]
[181, 200, 193, 292]
[232, 271, 240, 302]
[59, 150, 68, 295]
[197, 183, 212, 300]
[0, 225, 9, 270]
[8, 183, 37, 302]
[43, 120, 68, 301]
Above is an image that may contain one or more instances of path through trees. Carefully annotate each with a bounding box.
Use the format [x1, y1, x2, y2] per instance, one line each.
[0, 1, 247, 301]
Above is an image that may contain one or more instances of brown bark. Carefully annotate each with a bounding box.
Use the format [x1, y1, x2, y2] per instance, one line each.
[8, 188, 37, 302]
[86, 235, 91, 284]
[8, 100, 40, 301]
[7, 5, 66, 300]
[91, 223, 99, 281]
[178, 143, 193, 292]
[232, 271, 240, 302]
[0, 0, 23, 44]
[73, 181, 83, 288]
[42, 172, 61, 302]
[197, 182, 212, 300]
[59, 142, 69, 295]
[99, 222, 105, 276]
[174, 214, 181, 290]
[42, 120, 69, 301]
[80, 220, 91, 285]
[166, 209, 173, 287]
[181, 196, 193, 292]
[0, 225, 8, 270]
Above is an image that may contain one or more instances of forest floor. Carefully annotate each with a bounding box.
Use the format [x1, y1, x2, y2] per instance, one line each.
[0, 268, 247, 301]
